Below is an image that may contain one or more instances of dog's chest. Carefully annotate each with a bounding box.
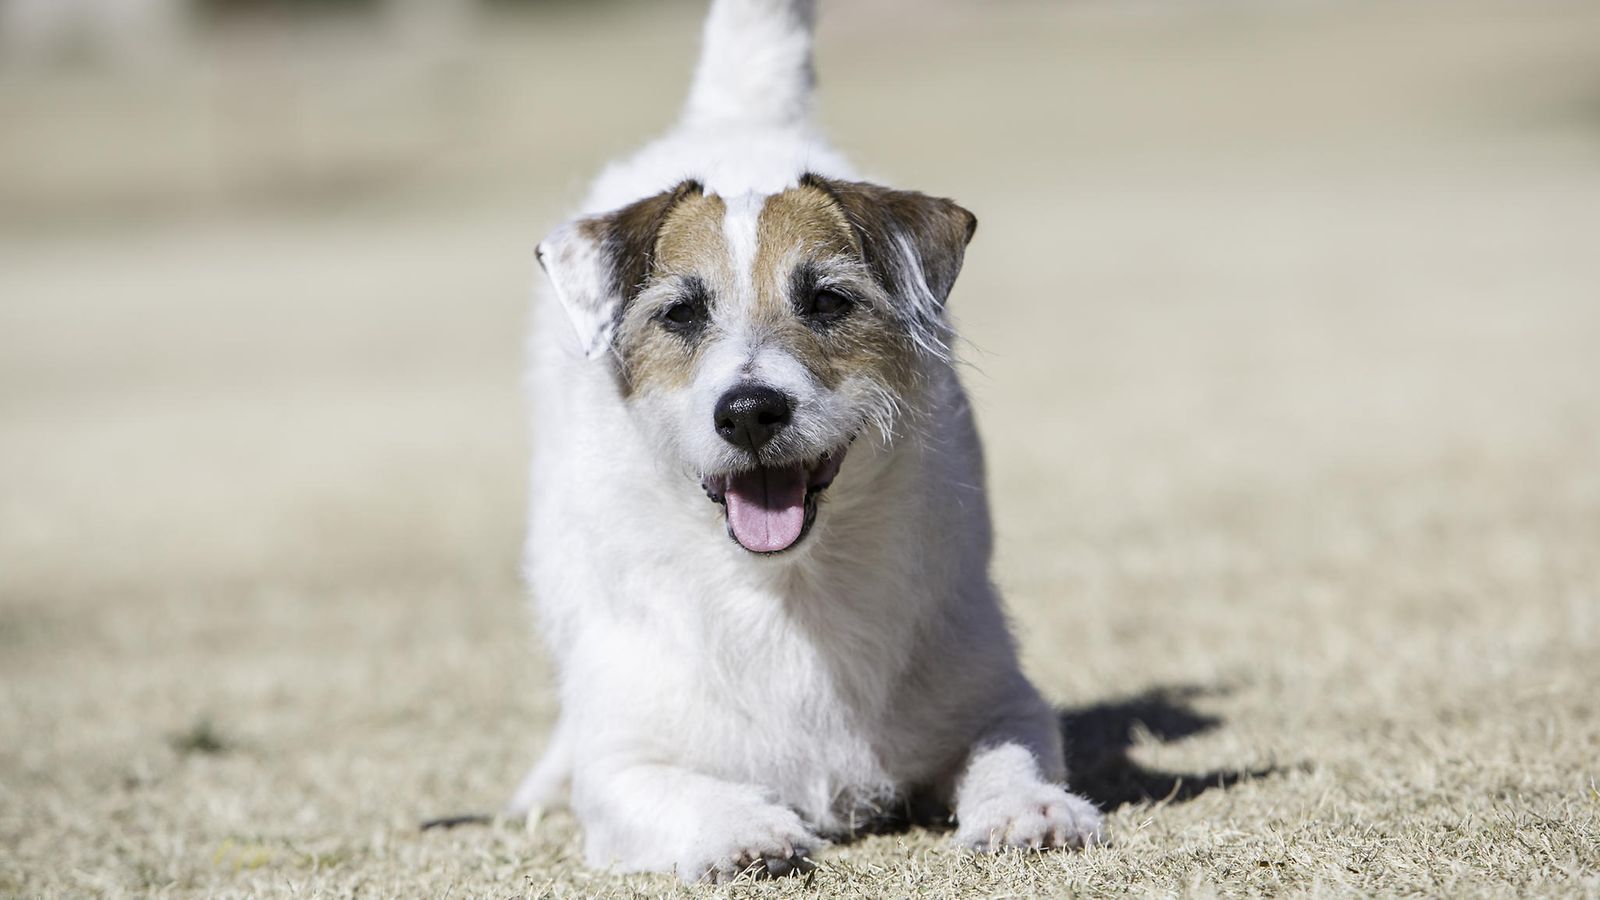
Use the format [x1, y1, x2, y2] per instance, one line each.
[685, 620, 909, 830]
[599, 558, 926, 828]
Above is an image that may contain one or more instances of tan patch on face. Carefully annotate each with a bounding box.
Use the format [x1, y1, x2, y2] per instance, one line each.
[614, 192, 729, 396]
[752, 186, 922, 394]
[652, 192, 731, 277]
[751, 186, 859, 296]
[613, 183, 929, 405]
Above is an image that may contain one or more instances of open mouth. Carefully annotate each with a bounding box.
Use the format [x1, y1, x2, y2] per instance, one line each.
[700, 444, 849, 554]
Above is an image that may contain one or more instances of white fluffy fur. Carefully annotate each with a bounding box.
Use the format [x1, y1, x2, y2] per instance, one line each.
[514, 0, 1103, 883]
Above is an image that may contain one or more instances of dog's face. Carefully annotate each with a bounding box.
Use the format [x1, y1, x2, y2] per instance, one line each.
[538, 175, 975, 555]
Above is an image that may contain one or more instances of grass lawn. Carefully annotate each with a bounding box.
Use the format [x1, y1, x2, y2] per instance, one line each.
[3, 1, 1598, 896]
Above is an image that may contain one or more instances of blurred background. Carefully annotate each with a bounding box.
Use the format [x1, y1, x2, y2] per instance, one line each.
[3, 0, 1598, 895]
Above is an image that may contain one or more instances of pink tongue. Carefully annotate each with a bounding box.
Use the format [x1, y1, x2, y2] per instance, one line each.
[724, 465, 807, 553]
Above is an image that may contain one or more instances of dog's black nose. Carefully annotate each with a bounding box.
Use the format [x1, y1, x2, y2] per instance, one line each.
[714, 383, 793, 452]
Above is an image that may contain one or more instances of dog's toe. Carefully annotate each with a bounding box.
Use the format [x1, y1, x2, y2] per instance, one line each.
[956, 784, 1104, 852]
[678, 804, 822, 884]
[703, 849, 813, 884]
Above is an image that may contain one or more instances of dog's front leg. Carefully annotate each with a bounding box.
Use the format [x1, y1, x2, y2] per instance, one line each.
[574, 762, 822, 884]
[952, 705, 1105, 852]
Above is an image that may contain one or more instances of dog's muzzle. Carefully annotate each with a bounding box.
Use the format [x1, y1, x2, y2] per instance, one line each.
[701, 444, 848, 554]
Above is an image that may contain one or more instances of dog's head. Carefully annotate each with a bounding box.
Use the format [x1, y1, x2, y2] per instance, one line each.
[537, 174, 976, 555]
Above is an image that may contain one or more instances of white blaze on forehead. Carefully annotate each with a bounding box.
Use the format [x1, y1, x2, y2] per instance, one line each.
[712, 190, 771, 385]
[710, 189, 830, 406]
[721, 191, 766, 308]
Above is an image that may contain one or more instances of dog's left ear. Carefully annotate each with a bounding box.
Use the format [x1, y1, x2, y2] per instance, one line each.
[537, 180, 704, 359]
[801, 173, 978, 309]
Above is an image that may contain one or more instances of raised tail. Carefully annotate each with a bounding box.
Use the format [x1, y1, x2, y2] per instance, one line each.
[682, 0, 817, 129]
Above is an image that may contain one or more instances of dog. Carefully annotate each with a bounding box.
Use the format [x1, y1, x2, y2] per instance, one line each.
[508, 0, 1104, 883]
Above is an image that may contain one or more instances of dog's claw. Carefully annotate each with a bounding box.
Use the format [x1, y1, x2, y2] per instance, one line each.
[760, 851, 815, 879]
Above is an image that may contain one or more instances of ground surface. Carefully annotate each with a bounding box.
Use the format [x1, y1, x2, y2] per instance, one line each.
[3, 1, 1599, 897]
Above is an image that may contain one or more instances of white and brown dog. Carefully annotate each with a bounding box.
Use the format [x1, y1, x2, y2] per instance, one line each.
[510, 0, 1103, 883]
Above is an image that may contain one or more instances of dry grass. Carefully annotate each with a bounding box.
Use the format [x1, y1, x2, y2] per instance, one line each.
[3, 1, 1599, 896]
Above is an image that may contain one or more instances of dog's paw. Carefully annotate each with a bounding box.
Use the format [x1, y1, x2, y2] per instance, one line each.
[955, 782, 1104, 852]
[677, 804, 822, 884]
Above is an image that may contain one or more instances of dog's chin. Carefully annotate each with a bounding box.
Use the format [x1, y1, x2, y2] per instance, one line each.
[699, 443, 849, 555]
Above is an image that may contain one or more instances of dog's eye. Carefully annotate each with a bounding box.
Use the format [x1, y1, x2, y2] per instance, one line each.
[660, 299, 707, 331]
[805, 289, 853, 321]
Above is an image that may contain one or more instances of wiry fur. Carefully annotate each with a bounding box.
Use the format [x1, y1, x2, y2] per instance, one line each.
[515, 0, 1104, 883]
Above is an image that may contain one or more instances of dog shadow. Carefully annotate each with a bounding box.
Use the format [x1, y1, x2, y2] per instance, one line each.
[858, 684, 1273, 837]
[1058, 684, 1275, 809]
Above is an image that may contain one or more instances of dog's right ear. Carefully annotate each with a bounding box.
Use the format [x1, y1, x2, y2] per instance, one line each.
[537, 180, 704, 359]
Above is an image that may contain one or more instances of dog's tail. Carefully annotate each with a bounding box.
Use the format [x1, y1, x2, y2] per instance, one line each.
[682, 0, 817, 129]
